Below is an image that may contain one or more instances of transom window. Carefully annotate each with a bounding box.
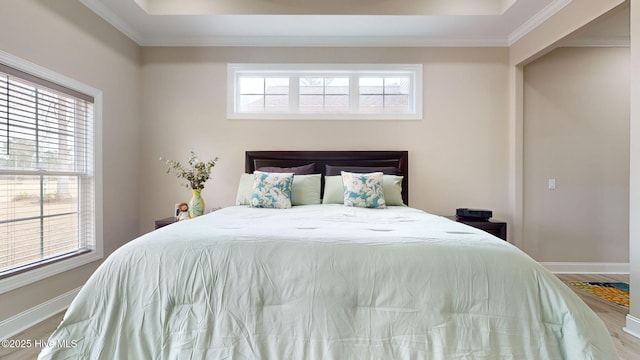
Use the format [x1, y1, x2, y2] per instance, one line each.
[0, 52, 102, 292]
[228, 64, 422, 120]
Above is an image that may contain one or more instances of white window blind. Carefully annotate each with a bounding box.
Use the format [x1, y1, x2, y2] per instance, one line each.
[228, 64, 423, 120]
[0, 62, 96, 279]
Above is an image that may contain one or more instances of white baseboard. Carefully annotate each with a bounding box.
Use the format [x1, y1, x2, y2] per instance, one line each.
[540, 262, 630, 274]
[0, 287, 81, 340]
[624, 315, 640, 340]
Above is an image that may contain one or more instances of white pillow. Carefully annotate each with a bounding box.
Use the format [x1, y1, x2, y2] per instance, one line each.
[235, 173, 254, 205]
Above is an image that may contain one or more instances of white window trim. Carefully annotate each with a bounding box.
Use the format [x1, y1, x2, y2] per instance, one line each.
[0, 50, 103, 294]
[227, 63, 423, 120]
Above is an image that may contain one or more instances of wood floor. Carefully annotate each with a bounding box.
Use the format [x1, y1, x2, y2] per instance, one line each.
[555, 274, 640, 360]
[2, 274, 639, 359]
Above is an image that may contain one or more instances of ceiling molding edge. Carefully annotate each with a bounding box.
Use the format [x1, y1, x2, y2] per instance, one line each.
[80, 0, 145, 45]
[138, 36, 510, 48]
[507, 0, 572, 45]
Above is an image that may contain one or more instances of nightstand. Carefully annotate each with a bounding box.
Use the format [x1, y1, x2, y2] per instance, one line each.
[154, 216, 176, 229]
[446, 216, 507, 241]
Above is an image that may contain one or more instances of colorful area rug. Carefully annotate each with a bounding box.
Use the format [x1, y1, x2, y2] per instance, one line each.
[565, 281, 629, 308]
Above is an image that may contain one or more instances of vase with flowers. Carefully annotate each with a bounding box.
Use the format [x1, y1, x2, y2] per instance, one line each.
[161, 151, 219, 218]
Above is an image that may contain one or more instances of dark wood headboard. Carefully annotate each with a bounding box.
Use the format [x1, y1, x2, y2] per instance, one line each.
[245, 150, 409, 205]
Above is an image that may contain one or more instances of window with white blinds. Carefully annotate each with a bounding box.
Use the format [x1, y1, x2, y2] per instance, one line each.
[0, 60, 98, 282]
[228, 64, 423, 120]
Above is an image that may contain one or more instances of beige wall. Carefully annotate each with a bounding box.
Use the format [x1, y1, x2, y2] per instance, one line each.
[506, 0, 635, 331]
[0, 0, 142, 320]
[139, 46, 511, 233]
[523, 47, 629, 262]
[507, 0, 626, 250]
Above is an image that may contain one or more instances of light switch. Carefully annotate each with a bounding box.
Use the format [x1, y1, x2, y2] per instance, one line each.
[548, 178, 556, 190]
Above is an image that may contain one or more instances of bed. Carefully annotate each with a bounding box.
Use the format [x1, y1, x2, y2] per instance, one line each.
[38, 151, 618, 359]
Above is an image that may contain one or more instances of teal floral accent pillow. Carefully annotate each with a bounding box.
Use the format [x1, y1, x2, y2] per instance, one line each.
[250, 171, 294, 209]
[341, 171, 386, 209]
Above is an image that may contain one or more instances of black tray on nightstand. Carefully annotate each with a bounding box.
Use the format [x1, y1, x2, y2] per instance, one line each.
[154, 216, 176, 229]
[446, 216, 507, 241]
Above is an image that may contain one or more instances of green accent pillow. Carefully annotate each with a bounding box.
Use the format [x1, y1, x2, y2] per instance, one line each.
[382, 175, 405, 206]
[341, 171, 386, 209]
[322, 175, 344, 204]
[291, 174, 321, 205]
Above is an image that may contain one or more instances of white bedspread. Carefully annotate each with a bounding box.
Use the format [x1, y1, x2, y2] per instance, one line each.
[38, 205, 618, 359]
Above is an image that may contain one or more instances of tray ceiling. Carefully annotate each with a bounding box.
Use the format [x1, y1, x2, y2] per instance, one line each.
[80, 0, 571, 47]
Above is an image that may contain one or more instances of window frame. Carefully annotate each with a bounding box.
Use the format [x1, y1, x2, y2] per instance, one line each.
[0, 50, 103, 294]
[227, 64, 423, 120]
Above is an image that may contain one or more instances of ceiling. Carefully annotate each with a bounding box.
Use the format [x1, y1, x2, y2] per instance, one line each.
[79, 0, 587, 47]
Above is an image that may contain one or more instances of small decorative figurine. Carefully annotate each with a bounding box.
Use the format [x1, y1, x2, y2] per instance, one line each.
[176, 202, 190, 221]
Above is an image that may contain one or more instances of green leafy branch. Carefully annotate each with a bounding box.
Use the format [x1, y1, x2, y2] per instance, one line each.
[161, 151, 219, 190]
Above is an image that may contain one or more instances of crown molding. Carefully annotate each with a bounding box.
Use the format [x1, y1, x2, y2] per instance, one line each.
[80, 0, 145, 45]
[508, 0, 572, 45]
[138, 35, 510, 48]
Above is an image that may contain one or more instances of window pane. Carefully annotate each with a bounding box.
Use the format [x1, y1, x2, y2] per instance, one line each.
[299, 95, 323, 112]
[38, 100, 82, 173]
[359, 77, 383, 94]
[299, 76, 323, 112]
[0, 218, 41, 270]
[325, 77, 349, 95]
[43, 213, 79, 258]
[264, 95, 289, 112]
[300, 78, 324, 95]
[359, 94, 384, 112]
[0, 174, 41, 270]
[384, 94, 409, 112]
[265, 78, 288, 95]
[325, 95, 349, 112]
[0, 175, 39, 219]
[239, 77, 264, 94]
[239, 95, 264, 112]
[385, 77, 410, 94]
[43, 176, 77, 215]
